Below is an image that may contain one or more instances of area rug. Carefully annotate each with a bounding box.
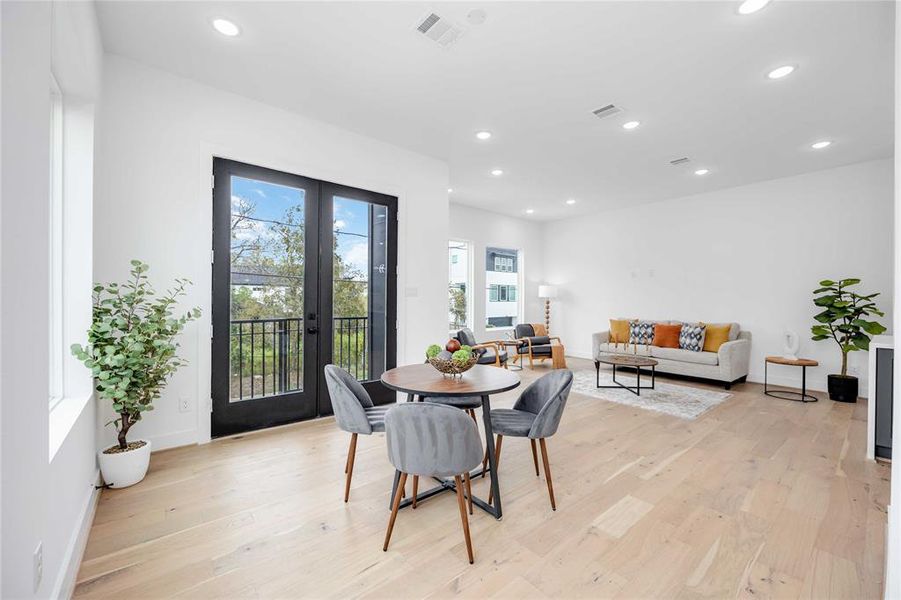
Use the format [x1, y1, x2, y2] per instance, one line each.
[571, 368, 731, 420]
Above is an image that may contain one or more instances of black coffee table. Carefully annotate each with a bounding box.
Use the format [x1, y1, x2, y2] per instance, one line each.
[595, 354, 658, 396]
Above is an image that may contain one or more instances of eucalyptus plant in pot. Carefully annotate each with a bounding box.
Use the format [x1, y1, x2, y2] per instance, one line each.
[810, 278, 885, 402]
[72, 261, 200, 487]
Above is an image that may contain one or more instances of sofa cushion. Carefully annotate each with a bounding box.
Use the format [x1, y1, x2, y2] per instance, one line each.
[679, 323, 706, 352]
[651, 346, 719, 365]
[653, 323, 682, 348]
[609, 319, 631, 344]
[702, 323, 731, 352]
[703, 322, 740, 341]
[629, 320, 656, 345]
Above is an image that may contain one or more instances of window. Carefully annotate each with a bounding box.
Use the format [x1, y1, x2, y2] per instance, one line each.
[448, 240, 472, 331]
[49, 75, 64, 408]
[488, 284, 517, 302]
[485, 247, 522, 329]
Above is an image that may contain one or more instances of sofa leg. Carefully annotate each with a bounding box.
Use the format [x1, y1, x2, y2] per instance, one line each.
[724, 382, 731, 390]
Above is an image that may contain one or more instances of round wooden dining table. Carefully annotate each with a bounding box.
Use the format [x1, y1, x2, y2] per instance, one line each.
[380, 363, 521, 520]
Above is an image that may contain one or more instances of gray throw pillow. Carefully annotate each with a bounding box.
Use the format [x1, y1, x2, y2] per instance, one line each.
[679, 323, 706, 352]
[629, 320, 655, 345]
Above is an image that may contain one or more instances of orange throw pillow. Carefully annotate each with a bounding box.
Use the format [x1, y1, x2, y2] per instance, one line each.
[609, 319, 631, 344]
[653, 323, 682, 348]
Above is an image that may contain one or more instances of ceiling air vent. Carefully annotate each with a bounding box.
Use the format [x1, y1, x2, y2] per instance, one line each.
[669, 157, 691, 166]
[414, 12, 464, 48]
[592, 104, 623, 119]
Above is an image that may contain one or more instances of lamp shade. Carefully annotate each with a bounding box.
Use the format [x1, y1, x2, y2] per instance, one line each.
[538, 285, 558, 299]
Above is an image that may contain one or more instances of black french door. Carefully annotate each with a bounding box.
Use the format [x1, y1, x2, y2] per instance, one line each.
[211, 158, 397, 437]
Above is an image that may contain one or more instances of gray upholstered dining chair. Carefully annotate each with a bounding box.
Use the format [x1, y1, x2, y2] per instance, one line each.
[487, 369, 573, 510]
[383, 403, 483, 564]
[324, 364, 393, 503]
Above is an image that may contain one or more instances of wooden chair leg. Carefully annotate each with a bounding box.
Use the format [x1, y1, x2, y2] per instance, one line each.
[528, 351, 534, 369]
[454, 475, 474, 564]
[463, 471, 473, 515]
[530, 439, 540, 477]
[412, 475, 419, 509]
[539, 438, 557, 511]
[344, 433, 358, 503]
[383, 472, 407, 551]
[488, 434, 503, 505]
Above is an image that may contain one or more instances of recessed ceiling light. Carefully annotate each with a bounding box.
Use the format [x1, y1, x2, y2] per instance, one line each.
[525, 209, 535, 214]
[212, 18, 240, 37]
[622, 121, 641, 130]
[447, 188, 454, 193]
[475, 131, 492, 140]
[490, 169, 504, 176]
[694, 169, 710, 176]
[566, 199, 576, 205]
[738, 0, 771, 15]
[767, 65, 795, 80]
[811, 140, 832, 150]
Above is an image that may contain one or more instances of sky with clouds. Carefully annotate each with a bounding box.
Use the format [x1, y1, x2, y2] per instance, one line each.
[231, 176, 371, 277]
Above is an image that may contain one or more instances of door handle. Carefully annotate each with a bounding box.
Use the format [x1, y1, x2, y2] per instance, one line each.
[307, 326, 318, 335]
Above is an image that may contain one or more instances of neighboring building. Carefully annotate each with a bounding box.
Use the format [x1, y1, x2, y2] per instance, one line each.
[485, 247, 519, 329]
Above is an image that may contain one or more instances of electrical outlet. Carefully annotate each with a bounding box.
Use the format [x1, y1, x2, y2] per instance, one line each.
[179, 397, 190, 413]
[33, 542, 43, 592]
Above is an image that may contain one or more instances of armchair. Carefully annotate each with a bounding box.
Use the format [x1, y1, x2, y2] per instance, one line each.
[513, 324, 564, 369]
[456, 328, 509, 368]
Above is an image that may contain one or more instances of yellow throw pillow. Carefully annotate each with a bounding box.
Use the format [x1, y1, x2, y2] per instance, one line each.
[703, 323, 731, 352]
[609, 319, 632, 344]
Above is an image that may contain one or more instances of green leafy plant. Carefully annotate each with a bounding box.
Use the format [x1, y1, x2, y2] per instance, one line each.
[810, 278, 886, 376]
[71, 261, 201, 450]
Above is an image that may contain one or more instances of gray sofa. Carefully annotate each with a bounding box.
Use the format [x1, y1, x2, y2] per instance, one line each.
[591, 323, 751, 389]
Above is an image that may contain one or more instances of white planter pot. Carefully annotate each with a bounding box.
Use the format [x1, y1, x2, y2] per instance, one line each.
[98, 439, 152, 488]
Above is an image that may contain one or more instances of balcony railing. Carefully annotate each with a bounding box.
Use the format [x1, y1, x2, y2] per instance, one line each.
[229, 316, 369, 401]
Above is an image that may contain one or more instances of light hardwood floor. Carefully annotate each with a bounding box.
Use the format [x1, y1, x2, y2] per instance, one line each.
[75, 358, 890, 599]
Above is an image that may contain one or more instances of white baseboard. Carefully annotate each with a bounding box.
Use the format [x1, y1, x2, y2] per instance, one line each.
[148, 428, 199, 452]
[52, 470, 101, 600]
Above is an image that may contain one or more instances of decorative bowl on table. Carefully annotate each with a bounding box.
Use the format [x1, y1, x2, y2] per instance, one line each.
[428, 354, 478, 377]
[425, 341, 479, 377]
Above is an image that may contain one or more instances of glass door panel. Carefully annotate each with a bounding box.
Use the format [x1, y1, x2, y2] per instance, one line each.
[320, 184, 396, 410]
[212, 159, 319, 436]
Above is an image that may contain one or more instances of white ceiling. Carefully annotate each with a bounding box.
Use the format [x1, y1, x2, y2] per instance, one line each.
[96, 1, 894, 220]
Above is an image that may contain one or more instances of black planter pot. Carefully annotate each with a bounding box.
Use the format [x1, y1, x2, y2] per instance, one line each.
[827, 374, 858, 403]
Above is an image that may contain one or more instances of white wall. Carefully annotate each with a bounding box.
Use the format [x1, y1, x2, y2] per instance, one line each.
[94, 55, 449, 449]
[885, 7, 901, 599]
[543, 159, 894, 393]
[449, 204, 545, 342]
[1, 2, 102, 598]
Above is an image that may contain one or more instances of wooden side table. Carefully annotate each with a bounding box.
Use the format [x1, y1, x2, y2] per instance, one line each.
[764, 356, 818, 403]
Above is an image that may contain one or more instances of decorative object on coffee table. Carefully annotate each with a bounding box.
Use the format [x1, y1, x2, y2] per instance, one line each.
[764, 356, 818, 403]
[595, 354, 658, 396]
[538, 285, 558, 333]
[810, 278, 886, 403]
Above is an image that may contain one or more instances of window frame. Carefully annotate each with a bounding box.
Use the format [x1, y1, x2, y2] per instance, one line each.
[484, 247, 524, 330]
[448, 239, 473, 333]
[49, 74, 65, 410]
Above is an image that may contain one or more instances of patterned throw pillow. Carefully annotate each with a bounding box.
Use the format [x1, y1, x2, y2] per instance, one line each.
[679, 323, 707, 352]
[629, 320, 655, 345]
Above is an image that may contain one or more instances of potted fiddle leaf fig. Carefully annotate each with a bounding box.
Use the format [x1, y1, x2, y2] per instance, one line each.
[71, 260, 200, 487]
[810, 278, 886, 402]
